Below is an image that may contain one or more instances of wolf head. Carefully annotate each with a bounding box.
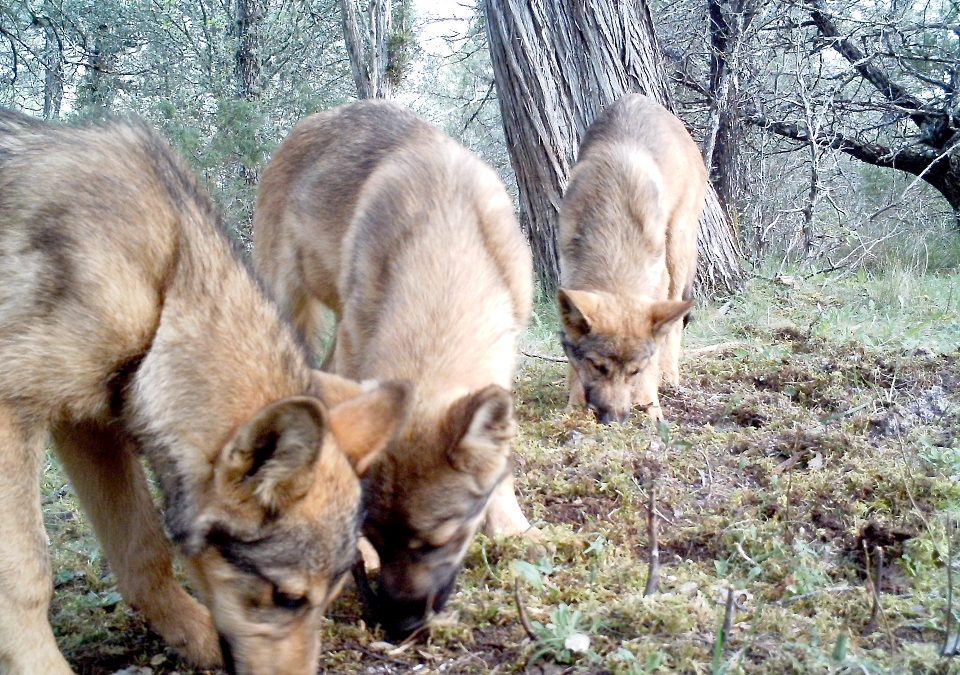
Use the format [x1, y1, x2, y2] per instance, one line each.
[357, 384, 515, 641]
[182, 376, 410, 675]
[558, 288, 692, 424]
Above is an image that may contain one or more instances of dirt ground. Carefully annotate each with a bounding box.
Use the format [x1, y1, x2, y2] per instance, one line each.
[45, 275, 960, 673]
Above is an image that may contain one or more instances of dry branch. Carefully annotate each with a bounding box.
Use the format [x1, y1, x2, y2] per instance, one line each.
[643, 481, 660, 596]
[514, 578, 538, 641]
[519, 349, 567, 363]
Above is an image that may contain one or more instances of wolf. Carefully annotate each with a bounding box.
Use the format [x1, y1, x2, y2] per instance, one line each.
[253, 99, 534, 640]
[0, 110, 411, 675]
[557, 94, 706, 424]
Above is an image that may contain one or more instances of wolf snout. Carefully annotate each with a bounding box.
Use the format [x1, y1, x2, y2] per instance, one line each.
[593, 406, 630, 425]
[585, 392, 631, 424]
[364, 568, 458, 642]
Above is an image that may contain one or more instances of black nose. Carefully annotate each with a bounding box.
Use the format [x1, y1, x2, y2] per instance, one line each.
[383, 611, 428, 642]
[597, 408, 629, 424]
[375, 572, 458, 642]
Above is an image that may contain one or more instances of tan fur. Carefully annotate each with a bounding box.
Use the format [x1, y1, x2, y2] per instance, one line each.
[254, 99, 533, 640]
[0, 110, 410, 675]
[558, 94, 706, 423]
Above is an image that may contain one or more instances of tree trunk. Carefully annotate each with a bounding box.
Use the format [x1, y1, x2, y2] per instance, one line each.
[235, 0, 265, 102]
[339, 0, 393, 99]
[235, 0, 265, 192]
[39, 2, 62, 120]
[704, 0, 754, 215]
[79, 23, 117, 114]
[484, 0, 744, 297]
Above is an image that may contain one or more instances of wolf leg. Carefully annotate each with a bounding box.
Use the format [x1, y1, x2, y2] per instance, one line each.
[0, 405, 72, 675]
[633, 368, 663, 423]
[566, 364, 585, 409]
[51, 421, 221, 668]
[659, 321, 683, 387]
[483, 474, 532, 537]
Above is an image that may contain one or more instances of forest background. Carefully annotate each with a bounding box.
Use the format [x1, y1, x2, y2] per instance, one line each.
[2, 1, 959, 673]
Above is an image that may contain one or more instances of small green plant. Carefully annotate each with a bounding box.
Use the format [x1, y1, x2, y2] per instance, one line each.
[527, 602, 602, 666]
[612, 646, 665, 674]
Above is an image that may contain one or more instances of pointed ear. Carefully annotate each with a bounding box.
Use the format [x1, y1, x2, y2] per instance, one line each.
[558, 288, 601, 339]
[446, 385, 514, 489]
[327, 379, 412, 476]
[219, 397, 326, 512]
[649, 299, 694, 337]
[309, 370, 365, 407]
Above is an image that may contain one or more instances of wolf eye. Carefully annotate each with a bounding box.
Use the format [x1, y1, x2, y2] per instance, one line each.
[272, 587, 308, 611]
[587, 358, 609, 376]
[626, 367, 640, 377]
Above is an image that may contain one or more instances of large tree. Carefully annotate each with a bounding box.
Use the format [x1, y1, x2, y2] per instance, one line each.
[483, 0, 745, 296]
[338, 0, 413, 99]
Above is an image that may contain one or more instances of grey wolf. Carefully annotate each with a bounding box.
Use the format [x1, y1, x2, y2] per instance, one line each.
[0, 110, 410, 675]
[558, 94, 706, 423]
[253, 99, 534, 640]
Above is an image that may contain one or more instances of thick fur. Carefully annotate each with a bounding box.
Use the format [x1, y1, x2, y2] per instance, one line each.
[558, 94, 706, 423]
[0, 110, 410, 675]
[254, 100, 533, 640]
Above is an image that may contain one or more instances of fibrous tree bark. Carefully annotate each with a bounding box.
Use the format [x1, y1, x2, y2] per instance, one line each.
[38, 1, 62, 119]
[704, 0, 758, 215]
[339, 0, 394, 99]
[234, 0, 266, 191]
[483, 0, 745, 296]
[78, 22, 117, 113]
[235, 0, 265, 102]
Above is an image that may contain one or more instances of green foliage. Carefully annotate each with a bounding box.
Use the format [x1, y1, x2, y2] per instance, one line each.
[527, 602, 602, 666]
[36, 266, 959, 672]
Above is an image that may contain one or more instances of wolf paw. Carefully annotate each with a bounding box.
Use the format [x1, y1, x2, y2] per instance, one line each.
[647, 405, 664, 423]
[155, 601, 221, 668]
[522, 527, 556, 561]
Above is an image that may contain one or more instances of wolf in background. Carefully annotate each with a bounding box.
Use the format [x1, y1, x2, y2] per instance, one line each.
[558, 94, 706, 424]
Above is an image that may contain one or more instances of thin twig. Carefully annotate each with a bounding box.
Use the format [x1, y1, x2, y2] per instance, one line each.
[895, 430, 931, 533]
[775, 585, 857, 605]
[514, 578, 538, 640]
[783, 469, 795, 546]
[864, 544, 882, 634]
[697, 447, 714, 499]
[644, 481, 660, 597]
[722, 587, 737, 642]
[519, 349, 567, 363]
[735, 541, 758, 567]
[945, 515, 956, 657]
[683, 341, 748, 357]
[712, 587, 736, 666]
[863, 544, 896, 652]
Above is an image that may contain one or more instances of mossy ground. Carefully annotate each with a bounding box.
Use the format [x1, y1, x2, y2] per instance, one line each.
[48, 270, 960, 674]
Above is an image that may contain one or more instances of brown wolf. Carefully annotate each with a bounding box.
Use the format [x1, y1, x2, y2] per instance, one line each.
[558, 94, 706, 424]
[254, 100, 534, 640]
[0, 110, 410, 675]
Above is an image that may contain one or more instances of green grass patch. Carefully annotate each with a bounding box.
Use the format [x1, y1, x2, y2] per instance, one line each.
[45, 269, 960, 673]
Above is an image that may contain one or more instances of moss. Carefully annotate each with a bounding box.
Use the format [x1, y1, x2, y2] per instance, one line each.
[42, 270, 960, 672]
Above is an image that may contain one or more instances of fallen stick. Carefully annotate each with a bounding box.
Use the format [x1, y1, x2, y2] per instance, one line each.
[514, 578, 538, 640]
[519, 349, 567, 363]
[643, 482, 660, 597]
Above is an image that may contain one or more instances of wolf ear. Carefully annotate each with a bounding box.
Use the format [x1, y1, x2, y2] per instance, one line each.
[649, 299, 694, 337]
[447, 385, 514, 489]
[309, 370, 365, 407]
[327, 380, 412, 476]
[219, 397, 326, 511]
[558, 288, 601, 339]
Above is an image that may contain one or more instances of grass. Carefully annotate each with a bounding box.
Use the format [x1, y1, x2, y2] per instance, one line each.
[46, 269, 960, 674]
